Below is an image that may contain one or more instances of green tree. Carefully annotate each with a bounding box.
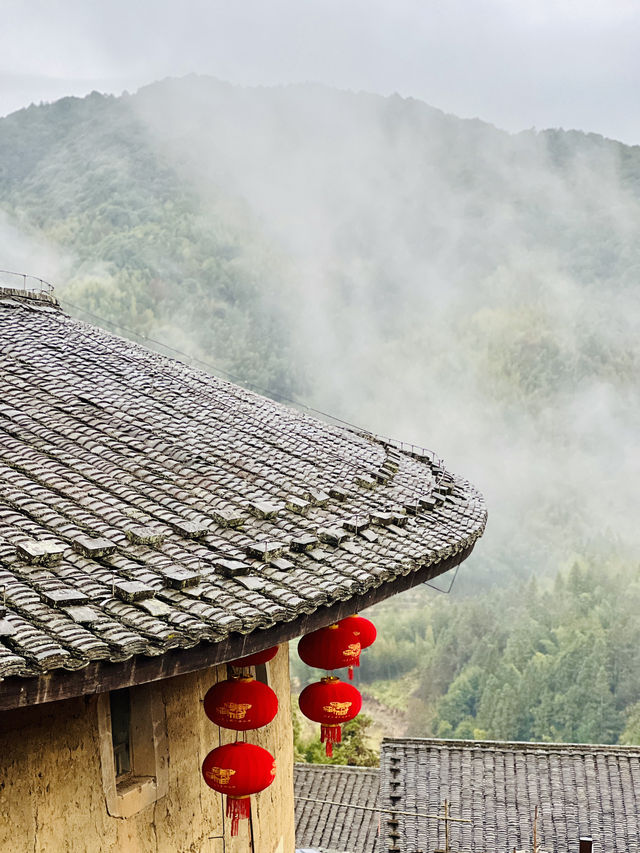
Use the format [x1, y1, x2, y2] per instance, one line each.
[294, 714, 378, 767]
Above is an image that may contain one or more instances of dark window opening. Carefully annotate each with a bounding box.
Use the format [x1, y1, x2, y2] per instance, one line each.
[110, 687, 132, 778]
[255, 662, 270, 685]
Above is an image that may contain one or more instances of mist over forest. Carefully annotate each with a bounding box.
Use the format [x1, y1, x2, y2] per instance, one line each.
[1, 76, 638, 746]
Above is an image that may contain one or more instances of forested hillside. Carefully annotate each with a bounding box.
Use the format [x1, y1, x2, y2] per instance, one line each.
[1, 77, 638, 745]
[0, 89, 299, 395]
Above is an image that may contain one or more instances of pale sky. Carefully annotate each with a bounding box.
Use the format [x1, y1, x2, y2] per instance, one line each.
[2, 0, 640, 144]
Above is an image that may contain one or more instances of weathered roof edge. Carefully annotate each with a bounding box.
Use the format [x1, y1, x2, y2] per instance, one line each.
[0, 542, 475, 711]
[0, 285, 60, 307]
[381, 735, 640, 755]
[294, 764, 378, 775]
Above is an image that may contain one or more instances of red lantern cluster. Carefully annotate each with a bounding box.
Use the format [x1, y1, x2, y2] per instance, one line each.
[201, 655, 279, 836]
[297, 614, 376, 755]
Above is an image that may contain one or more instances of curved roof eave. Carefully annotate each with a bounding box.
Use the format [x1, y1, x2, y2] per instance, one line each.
[0, 290, 487, 707]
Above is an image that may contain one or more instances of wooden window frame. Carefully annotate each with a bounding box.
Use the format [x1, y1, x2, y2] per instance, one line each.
[97, 682, 168, 818]
[254, 661, 271, 686]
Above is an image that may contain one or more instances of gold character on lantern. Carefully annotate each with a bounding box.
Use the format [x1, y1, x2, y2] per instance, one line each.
[207, 766, 237, 786]
[322, 700, 353, 717]
[343, 642, 361, 659]
[218, 701, 253, 721]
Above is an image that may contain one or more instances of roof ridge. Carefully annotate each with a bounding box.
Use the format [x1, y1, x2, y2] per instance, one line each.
[0, 286, 60, 308]
[382, 736, 640, 754]
[294, 763, 379, 773]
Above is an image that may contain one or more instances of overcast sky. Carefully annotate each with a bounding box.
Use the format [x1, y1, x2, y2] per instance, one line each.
[2, 0, 640, 144]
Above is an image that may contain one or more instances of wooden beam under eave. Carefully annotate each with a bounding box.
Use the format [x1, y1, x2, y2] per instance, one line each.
[0, 543, 476, 711]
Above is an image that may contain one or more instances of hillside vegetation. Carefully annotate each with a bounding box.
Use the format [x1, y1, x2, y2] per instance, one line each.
[0, 89, 299, 396]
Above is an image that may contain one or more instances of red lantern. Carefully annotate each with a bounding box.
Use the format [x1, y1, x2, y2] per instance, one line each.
[298, 623, 362, 674]
[298, 676, 362, 756]
[204, 675, 278, 730]
[339, 615, 376, 648]
[229, 646, 278, 668]
[338, 615, 377, 679]
[202, 742, 276, 835]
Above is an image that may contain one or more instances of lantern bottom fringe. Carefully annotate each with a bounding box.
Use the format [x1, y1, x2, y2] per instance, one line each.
[321, 724, 342, 757]
[348, 659, 360, 680]
[226, 795, 251, 836]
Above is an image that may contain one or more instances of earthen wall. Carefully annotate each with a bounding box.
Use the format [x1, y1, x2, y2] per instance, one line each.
[0, 643, 294, 853]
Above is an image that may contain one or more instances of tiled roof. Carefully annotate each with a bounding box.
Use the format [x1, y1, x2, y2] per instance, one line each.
[379, 737, 640, 853]
[0, 290, 486, 681]
[294, 764, 380, 853]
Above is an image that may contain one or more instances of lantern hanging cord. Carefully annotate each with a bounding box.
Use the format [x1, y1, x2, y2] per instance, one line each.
[215, 668, 228, 853]
[293, 795, 471, 823]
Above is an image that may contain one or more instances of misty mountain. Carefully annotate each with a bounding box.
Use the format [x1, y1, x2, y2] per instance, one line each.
[0, 76, 638, 586]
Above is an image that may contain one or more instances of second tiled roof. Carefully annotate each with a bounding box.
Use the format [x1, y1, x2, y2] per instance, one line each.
[295, 763, 380, 853]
